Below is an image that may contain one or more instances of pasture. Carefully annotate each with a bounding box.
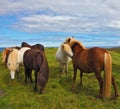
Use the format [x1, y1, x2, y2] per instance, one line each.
[0, 47, 120, 109]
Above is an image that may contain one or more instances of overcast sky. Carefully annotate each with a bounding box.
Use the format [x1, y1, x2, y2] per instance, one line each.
[0, 0, 120, 47]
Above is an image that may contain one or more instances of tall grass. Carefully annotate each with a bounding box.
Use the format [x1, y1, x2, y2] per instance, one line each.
[0, 47, 120, 109]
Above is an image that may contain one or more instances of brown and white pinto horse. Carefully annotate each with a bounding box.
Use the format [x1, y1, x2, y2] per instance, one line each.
[64, 37, 118, 98]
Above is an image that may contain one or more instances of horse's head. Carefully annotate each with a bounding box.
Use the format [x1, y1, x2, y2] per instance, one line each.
[61, 44, 73, 58]
[64, 37, 86, 49]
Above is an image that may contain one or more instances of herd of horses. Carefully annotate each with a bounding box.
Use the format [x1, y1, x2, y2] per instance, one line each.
[1, 37, 119, 99]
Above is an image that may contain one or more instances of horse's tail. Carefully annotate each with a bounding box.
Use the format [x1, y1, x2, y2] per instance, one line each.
[104, 52, 112, 98]
[38, 52, 49, 93]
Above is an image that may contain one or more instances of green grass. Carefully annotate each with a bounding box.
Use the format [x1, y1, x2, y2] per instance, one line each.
[0, 47, 120, 109]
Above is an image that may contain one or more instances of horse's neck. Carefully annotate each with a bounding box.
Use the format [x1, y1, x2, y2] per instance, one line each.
[72, 44, 85, 55]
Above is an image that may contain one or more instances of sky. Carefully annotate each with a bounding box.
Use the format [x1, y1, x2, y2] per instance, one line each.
[0, 0, 120, 47]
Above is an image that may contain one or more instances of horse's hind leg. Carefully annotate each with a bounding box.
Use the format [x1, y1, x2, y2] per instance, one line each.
[95, 72, 103, 98]
[59, 64, 62, 77]
[29, 70, 33, 83]
[79, 71, 83, 86]
[59, 64, 64, 77]
[112, 76, 119, 98]
[34, 71, 37, 92]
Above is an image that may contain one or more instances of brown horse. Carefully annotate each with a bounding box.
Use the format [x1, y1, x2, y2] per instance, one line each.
[23, 49, 49, 93]
[21, 42, 44, 52]
[64, 37, 118, 98]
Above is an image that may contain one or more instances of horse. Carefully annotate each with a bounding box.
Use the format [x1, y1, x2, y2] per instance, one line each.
[21, 42, 45, 82]
[7, 47, 30, 79]
[64, 37, 118, 98]
[2, 48, 10, 65]
[56, 43, 73, 77]
[2, 46, 21, 65]
[21, 42, 44, 52]
[23, 49, 49, 93]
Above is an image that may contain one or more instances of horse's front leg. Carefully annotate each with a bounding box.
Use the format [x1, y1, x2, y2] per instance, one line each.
[72, 67, 77, 90]
[16, 64, 19, 78]
[79, 70, 83, 86]
[95, 72, 103, 98]
[24, 67, 29, 83]
[59, 64, 63, 77]
[65, 63, 68, 77]
[29, 70, 33, 83]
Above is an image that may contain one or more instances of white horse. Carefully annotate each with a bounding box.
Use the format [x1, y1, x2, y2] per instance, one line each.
[7, 47, 30, 79]
[56, 43, 73, 77]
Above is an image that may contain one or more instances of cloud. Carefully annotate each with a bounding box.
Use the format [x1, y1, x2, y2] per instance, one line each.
[1, 0, 120, 35]
[12, 15, 97, 33]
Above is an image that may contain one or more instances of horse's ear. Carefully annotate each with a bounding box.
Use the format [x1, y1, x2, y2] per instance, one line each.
[62, 44, 64, 49]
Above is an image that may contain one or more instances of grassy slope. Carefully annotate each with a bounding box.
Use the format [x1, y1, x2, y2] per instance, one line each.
[0, 47, 120, 109]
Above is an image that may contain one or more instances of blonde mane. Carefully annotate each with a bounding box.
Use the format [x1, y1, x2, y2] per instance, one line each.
[64, 37, 86, 49]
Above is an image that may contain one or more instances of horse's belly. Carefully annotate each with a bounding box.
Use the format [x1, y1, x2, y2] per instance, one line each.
[78, 64, 93, 73]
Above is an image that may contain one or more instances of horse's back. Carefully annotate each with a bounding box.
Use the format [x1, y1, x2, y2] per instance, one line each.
[24, 49, 43, 70]
[7, 49, 18, 71]
[17, 47, 30, 64]
[21, 42, 44, 52]
[32, 44, 44, 52]
[75, 47, 109, 72]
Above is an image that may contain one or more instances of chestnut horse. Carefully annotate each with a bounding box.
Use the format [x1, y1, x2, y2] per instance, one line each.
[2, 48, 10, 64]
[56, 43, 73, 77]
[64, 37, 118, 98]
[23, 49, 49, 93]
[2, 46, 21, 65]
[21, 42, 44, 52]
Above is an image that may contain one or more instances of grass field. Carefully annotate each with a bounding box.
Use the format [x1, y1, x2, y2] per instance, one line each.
[0, 47, 120, 109]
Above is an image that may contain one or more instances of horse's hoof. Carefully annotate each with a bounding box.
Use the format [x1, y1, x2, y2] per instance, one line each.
[30, 80, 33, 83]
[79, 83, 82, 87]
[34, 88, 37, 92]
[114, 94, 119, 100]
[40, 89, 44, 94]
[95, 95, 103, 99]
[99, 95, 103, 99]
[25, 80, 27, 84]
[71, 87, 75, 92]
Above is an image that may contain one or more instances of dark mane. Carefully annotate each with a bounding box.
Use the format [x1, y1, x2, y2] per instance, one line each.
[21, 42, 44, 52]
